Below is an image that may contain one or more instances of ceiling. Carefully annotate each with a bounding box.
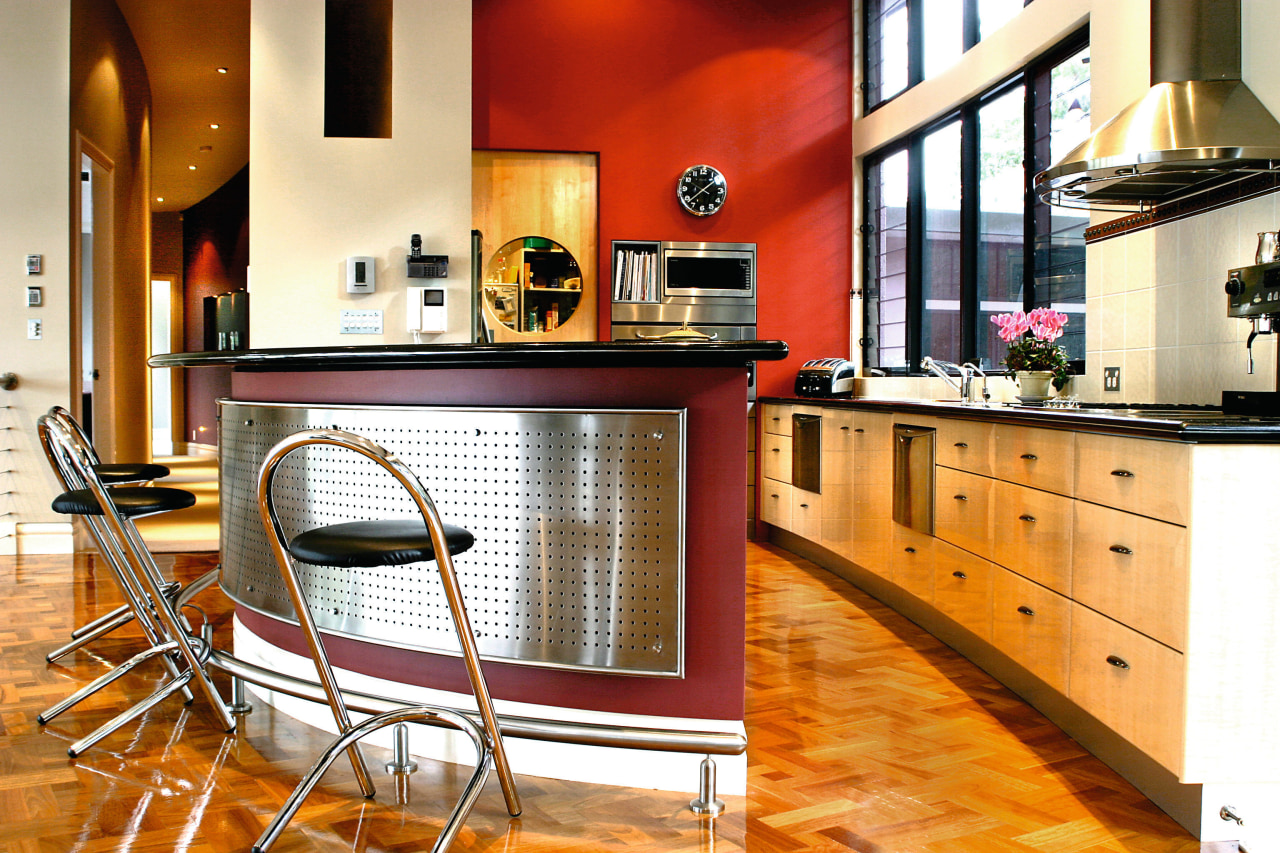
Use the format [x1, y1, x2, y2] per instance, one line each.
[114, 0, 250, 213]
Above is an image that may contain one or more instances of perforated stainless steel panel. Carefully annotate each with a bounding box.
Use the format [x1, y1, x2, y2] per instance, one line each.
[218, 401, 685, 676]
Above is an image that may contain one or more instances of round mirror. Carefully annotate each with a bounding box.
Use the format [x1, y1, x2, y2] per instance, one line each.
[482, 237, 582, 333]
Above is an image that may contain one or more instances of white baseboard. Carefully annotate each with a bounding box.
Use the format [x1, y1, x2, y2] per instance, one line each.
[233, 618, 747, 796]
[1, 522, 74, 555]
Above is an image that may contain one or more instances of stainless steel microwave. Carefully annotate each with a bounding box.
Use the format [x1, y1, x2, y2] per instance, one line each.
[661, 241, 755, 300]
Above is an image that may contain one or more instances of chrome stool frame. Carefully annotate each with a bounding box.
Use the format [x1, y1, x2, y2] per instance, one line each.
[39, 406, 175, 663]
[253, 429, 520, 853]
[36, 413, 236, 755]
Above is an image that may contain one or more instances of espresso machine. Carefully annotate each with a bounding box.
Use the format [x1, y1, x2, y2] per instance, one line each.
[1224, 235, 1280, 413]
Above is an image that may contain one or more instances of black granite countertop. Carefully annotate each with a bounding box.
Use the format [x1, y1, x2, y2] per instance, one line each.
[759, 396, 1280, 443]
[149, 340, 789, 371]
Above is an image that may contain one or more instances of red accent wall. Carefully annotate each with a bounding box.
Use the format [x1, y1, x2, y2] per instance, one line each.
[473, 0, 853, 398]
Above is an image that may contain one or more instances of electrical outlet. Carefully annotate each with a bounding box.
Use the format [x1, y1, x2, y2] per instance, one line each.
[26, 318, 41, 340]
[1103, 366, 1121, 392]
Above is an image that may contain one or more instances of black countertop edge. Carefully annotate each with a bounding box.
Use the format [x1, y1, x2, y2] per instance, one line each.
[149, 340, 789, 371]
[758, 396, 1280, 443]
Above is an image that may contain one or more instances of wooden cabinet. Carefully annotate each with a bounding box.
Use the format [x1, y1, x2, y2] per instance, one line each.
[1069, 603, 1185, 773]
[1074, 432, 1189, 525]
[891, 524, 935, 602]
[993, 424, 1075, 496]
[760, 478, 791, 528]
[761, 432, 792, 483]
[992, 567, 1071, 693]
[934, 466, 994, 559]
[935, 418, 994, 476]
[790, 488, 822, 541]
[934, 543, 993, 640]
[991, 481, 1074, 594]
[761, 403, 793, 437]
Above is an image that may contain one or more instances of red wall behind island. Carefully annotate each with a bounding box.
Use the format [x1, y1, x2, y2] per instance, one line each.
[473, 0, 853, 398]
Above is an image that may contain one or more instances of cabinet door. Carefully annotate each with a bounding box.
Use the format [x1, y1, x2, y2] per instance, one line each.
[761, 404, 793, 436]
[992, 480, 1074, 594]
[934, 467, 995, 559]
[760, 478, 792, 529]
[992, 567, 1071, 693]
[993, 424, 1075, 496]
[1072, 501, 1188, 651]
[933, 543, 993, 640]
[790, 487, 822, 542]
[891, 524, 935, 602]
[761, 432, 792, 483]
[1074, 433, 1189, 525]
[935, 418, 994, 477]
[1069, 603, 1186, 775]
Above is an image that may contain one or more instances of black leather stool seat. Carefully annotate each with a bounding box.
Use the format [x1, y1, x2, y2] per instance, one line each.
[52, 486, 196, 518]
[289, 519, 475, 568]
[94, 462, 170, 485]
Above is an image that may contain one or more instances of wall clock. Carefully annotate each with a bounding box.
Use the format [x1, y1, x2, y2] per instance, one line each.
[677, 164, 727, 216]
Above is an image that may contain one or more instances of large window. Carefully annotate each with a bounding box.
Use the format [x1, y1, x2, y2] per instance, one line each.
[862, 33, 1089, 373]
[864, 0, 1032, 111]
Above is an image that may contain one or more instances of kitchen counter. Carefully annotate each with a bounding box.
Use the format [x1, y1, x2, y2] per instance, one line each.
[759, 395, 1280, 442]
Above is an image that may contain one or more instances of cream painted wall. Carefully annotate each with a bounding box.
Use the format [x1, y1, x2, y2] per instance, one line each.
[249, 1, 473, 348]
[0, 1, 74, 552]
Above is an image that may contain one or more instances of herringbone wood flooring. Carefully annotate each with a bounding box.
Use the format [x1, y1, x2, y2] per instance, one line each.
[0, 544, 1201, 851]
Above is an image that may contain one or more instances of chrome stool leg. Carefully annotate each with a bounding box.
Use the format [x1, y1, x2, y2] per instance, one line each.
[384, 722, 418, 774]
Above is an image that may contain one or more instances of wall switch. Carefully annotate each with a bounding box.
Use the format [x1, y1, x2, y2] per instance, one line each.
[25, 254, 41, 275]
[26, 286, 41, 307]
[1103, 366, 1121, 392]
[340, 309, 383, 334]
[27, 318, 42, 340]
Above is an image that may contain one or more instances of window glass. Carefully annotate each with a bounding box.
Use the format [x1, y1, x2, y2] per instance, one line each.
[922, 121, 962, 364]
[922, 0, 963, 80]
[976, 86, 1026, 369]
[1032, 44, 1090, 362]
[867, 150, 910, 368]
[866, 0, 909, 108]
[979, 0, 1025, 40]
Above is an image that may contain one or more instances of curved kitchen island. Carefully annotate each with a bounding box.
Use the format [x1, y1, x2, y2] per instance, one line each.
[151, 340, 787, 794]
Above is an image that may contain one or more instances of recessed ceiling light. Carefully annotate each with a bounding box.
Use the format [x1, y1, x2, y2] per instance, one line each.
[188, 165, 197, 170]
[156, 197, 164, 202]
[209, 123, 220, 129]
[199, 145, 213, 153]
[216, 67, 228, 74]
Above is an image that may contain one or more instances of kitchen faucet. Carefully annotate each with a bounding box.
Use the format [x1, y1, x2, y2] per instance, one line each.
[921, 356, 988, 405]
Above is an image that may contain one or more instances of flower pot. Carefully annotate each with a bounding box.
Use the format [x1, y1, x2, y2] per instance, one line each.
[1015, 370, 1056, 401]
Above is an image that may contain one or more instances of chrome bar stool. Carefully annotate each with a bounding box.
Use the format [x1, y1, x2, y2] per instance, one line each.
[253, 428, 521, 853]
[41, 406, 175, 662]
[36, 413, 236, 755]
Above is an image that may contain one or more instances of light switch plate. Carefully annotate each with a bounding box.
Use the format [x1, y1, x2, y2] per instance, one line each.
[340, 309, 383, 334]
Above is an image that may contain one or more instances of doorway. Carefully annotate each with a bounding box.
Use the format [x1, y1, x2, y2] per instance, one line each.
[149, 275, 182, 456]
[74, 138, 113, 450]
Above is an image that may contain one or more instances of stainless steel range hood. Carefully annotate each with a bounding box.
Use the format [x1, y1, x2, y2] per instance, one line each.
[1035, 0, 1280, 211]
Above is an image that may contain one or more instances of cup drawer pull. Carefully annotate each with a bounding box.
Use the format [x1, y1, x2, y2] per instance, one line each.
[1106, 655, 1131, 670]
[799, 503, 809, 509]
[1018, 514, 1037, 523]
[952, 570, 967, 580]
[1016, 605, 1036, 617]
[1109, 545, 1134, 555]
[953, 494, 969, 502]
[854, 428, 865, 433]
[1111, 469, 1135, 478]
[771, 447, 780, 452]
[954, 442, 969, 448]
[904, 546, 917, 554]
[1020, 453, 1038, 461]
[841, 425, 850, 431]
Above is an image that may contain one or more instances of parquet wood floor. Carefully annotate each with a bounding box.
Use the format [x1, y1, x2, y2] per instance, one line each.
[0, 543, 1203, 852]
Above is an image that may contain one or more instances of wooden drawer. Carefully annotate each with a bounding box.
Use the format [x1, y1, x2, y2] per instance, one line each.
[851, 517, 892, 578]
[933, 543, 993, 640]
[761, 432, 792, 483]
[761, 404, 793, 436]
[891, 524, 935, 602]
[992, 567, 1071, 694]
[1069, 603, 1185, 774]
[992, 481, 1074, 594]
[934, 467, 994, 559]
[791, 487, 822, 542]
[1072, 501, 1188, 651]
[852, 411, 894, 453]
[760, 478, 791, 529]
[822, 409, 857, 457]
[993, 424, 1075, 496]
[935, 418, 994, 477]
[1075, 433, 1189, 525]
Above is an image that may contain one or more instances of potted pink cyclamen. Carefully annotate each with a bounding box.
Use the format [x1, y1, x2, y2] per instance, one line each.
[990, 308, 1071, 398]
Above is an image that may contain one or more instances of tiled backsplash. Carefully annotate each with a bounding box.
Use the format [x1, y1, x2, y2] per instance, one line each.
[1081, 191, 1280, 404]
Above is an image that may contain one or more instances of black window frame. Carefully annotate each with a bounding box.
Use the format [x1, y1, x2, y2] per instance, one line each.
[862, 0, 1034, 113]
[860, 26, 1088, 376]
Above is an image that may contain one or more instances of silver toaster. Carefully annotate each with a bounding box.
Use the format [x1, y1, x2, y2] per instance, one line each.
[794, 358, 856, 398]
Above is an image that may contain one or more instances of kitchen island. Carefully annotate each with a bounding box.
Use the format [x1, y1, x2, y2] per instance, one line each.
[150, 340, 787, 793]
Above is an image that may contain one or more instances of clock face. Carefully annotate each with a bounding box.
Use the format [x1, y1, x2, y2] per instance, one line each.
[678, 165, 727, 216]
